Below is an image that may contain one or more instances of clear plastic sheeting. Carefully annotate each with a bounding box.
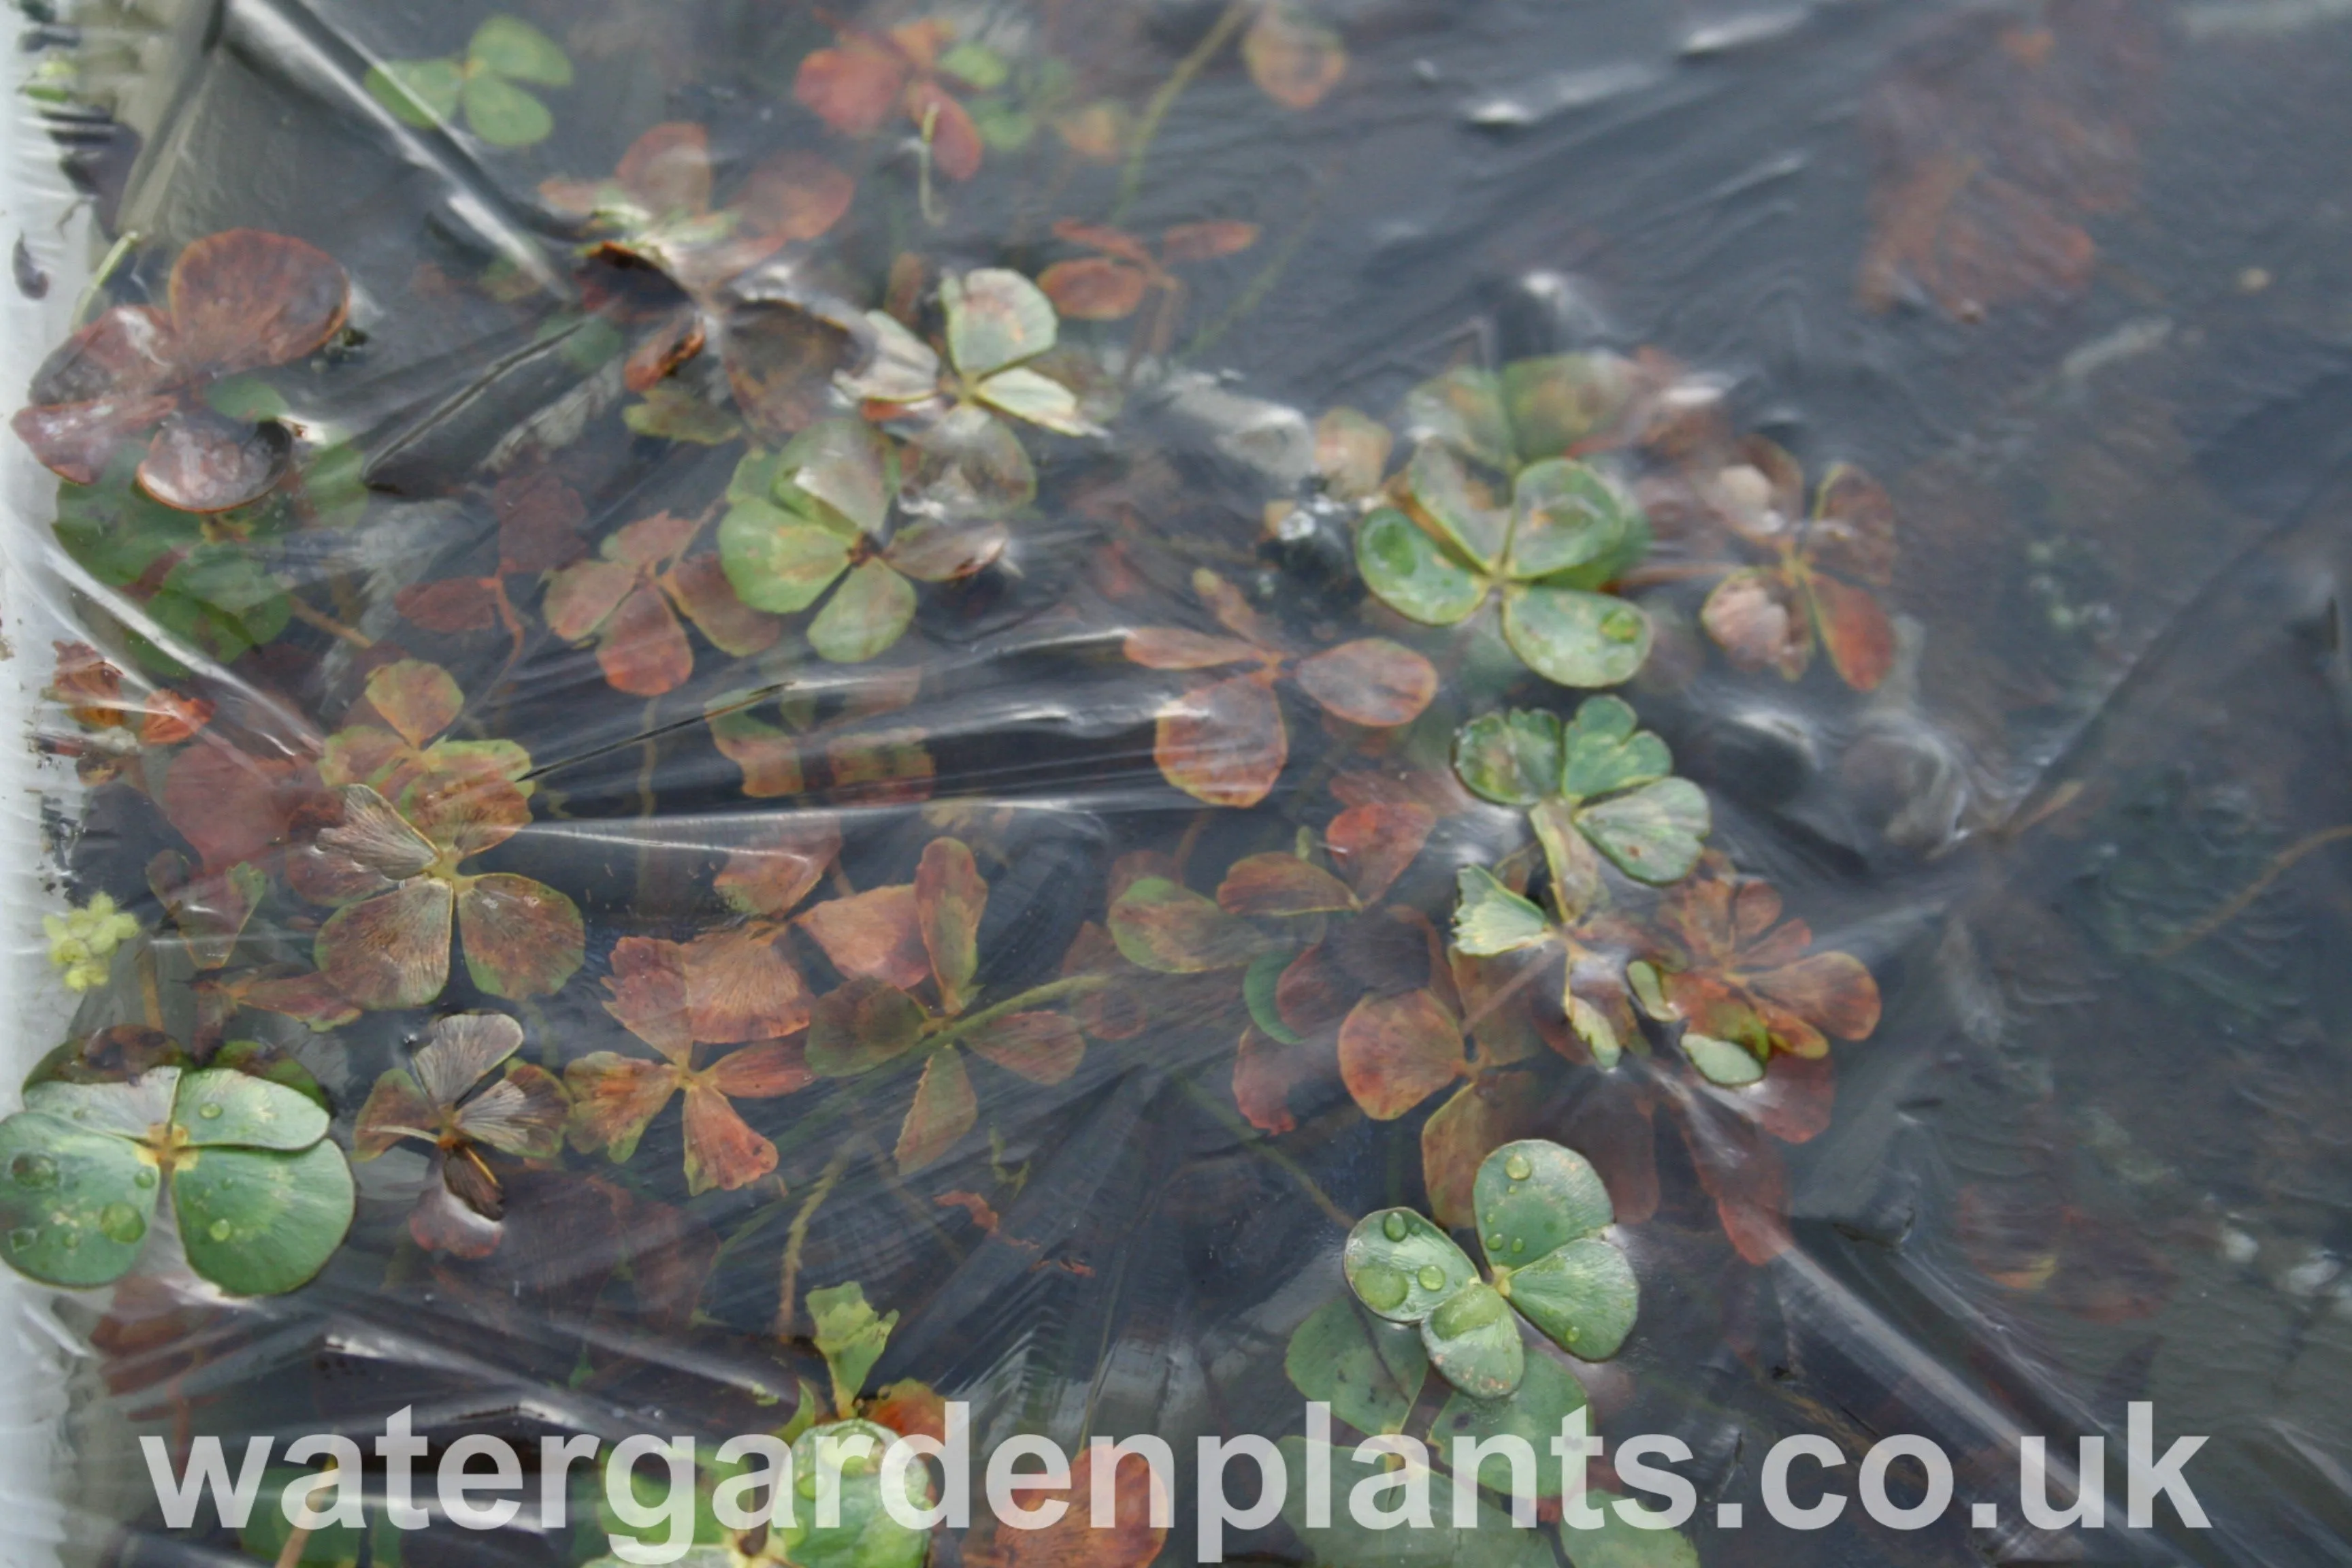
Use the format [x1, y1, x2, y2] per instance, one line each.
[1, 1, 2349, 1567]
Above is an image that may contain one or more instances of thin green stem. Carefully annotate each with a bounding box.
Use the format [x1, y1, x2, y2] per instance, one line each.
[775, 1141, 857, 1340]
[928, 972, 1113, 1047]
[1111, 0, 1254, 221]
[1181, 189, 1324, 360]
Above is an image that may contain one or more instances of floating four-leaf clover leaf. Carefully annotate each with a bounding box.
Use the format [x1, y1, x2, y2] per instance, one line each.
[353, 1011, 566, 1256]
[1358, 363, 1654, 689]
[564, 937, 815, 1194]
[1343, 1139, 1635, 1398]
[308, 781, 585, 1009]
[838, 268, 1097, 510]
[13, 229, 349, 513]
[0, 1064, 353, 1294]
[367, 16, 573, 147]
[545, 510, 780, 696]
[806, 838, 1092, 1174]
[1127, 568, 1437, 808]
[1690, 437, 1897, 691]
[720, 419, 1007, 663]
[1452, 696, 1710, 886]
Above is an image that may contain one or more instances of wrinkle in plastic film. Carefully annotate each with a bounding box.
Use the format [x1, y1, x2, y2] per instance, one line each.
[1, 1, 2350, 1566]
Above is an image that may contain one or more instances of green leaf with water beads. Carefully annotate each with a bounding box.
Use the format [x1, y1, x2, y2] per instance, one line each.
[0, 1113, 156, 1288]
[1344, 1207, 1480, 1322]
[1421, 1278, 1525, 1400]
[1476, 1140, 1637, 1362]
[170, 1066, 329, 1149]
[0, 1065, 352, 1295]
[174, 1141, 355, 1296]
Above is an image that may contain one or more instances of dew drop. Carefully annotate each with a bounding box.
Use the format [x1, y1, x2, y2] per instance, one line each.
[1512, 1239, 1526, 1255]
[98, 1203, 145, 1244]
[1382, 1213, 1408, 1243]
[1356, 1262, 1409, 1312]
[796, 1473, 819, 1499]
[1503, 1153, 1533, 1181]
[133, 1168, 157, 1189]
[197, 1102, 225, 1120]
[1416, 1263, 1447, 1291]
[1601, 608, 1641, 644]
[207, 1218, 233, 1241]
[1486, 1233, 1504, 1250]
[7, 1228, 35, 1251]
[9, 1152, 58, 1189]
[60, 1229, 80, 1250]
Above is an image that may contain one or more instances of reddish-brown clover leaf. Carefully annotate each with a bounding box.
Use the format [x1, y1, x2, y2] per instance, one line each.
[804, 837, 1090, 1175]
[13, 230, 349, 511]
[542, 122, 854, 393]
[564, 936, 816, 1194]
[544, 510, 780, 696]
[794, 18, 987, 181]
[1680, 438, 1899, 691]
[1039, 217, 1258, 357]
[354, 1011, 567, 1256]
[307, 780, 584, 1009]
[1636, 860, 1882, 1075]
[1128, 568, 1437, 808]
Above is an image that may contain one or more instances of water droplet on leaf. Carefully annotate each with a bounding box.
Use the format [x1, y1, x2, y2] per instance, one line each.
[98, 1203, 145, 1243]
[208, 1218, 233, 1241]
[1382, 1213, 1408, 1242]
[7, 1228, 35, 1250]
[1504, 1152, 1533, 1181]
[10, 1152, 58, 1188]
[197, 1102, 224, 1120]
[133, 1168, 157, 1189]
[1601, 609, 1640, 644]
[1416, 1263, 1447, 1290]
[1356, 1261, 1409, 1311]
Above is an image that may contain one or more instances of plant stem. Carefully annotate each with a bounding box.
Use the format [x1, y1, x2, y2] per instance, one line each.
[1111, 0, 1253, 220]
[774, 1142, 855, 1339]
[286, 598, 373, 649]
[2152, 823, 2352, 958]
[1181, 189, 1324, 359]
[929, 972, 1113, 1047]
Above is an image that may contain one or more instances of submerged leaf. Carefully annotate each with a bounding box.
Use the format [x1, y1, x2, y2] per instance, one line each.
[1337, 990, 1465, 1120]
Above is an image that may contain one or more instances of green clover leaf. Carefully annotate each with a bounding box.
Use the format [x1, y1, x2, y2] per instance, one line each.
[0, 1066, 353, 1294]
[1340, 1139, 1637, 1399]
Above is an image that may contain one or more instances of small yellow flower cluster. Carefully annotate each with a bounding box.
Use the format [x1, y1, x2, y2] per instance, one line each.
[44, 894, 141, 994]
